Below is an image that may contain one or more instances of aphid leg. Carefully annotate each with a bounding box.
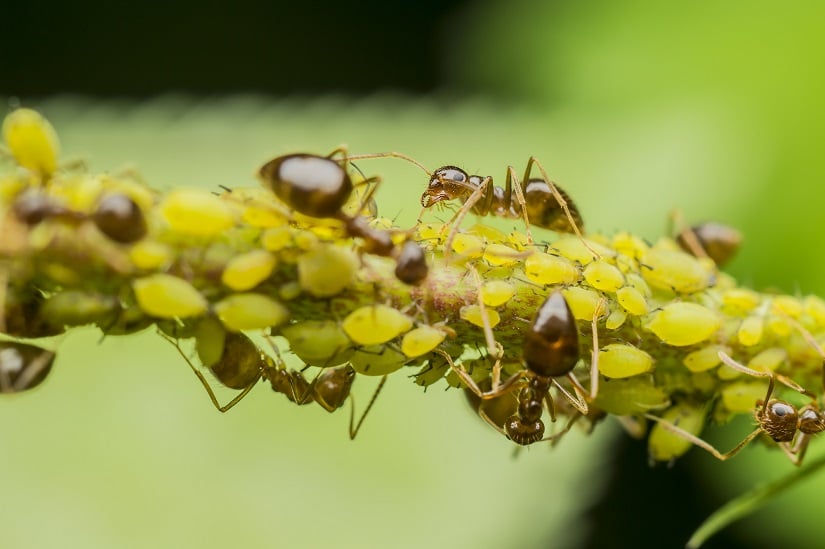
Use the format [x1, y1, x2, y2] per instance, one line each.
[437, 349, 522, 400]
[442, 179, 487, 260]
[348, 374, 388, 439]
[644, 412, 763, 461]
[160, 332, 256, 413]
[523, 156, 599, 259]
[504, 165, 534, 245]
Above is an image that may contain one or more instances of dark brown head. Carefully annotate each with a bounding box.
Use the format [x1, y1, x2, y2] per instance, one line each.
[676, 222, 742, 266]
[420, 166, 473, 208]
[522, 292, 580, 378]
[313, 365, 356, 413]
[259, 154, 353, 218]
[758, 399, 798, 442]
[798, 405, 825, 436]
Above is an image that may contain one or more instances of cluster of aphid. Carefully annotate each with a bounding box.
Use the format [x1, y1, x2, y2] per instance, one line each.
[3, 108, 825, 466]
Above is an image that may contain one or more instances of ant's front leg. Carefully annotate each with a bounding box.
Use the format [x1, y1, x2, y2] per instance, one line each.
[437, 349, 523, 400]
[504, 166, 535, 245]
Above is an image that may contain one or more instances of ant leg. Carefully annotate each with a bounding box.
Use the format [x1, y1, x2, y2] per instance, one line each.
[467, 264, 503, 363]
[589, 298, 607, 400]
[442, 179, 487, 260]
[160, 332, 256, 413]
[436, 349, 522, 400]
[552, 378, 589, 416]
[540, 413, 583, 446]
[718, 351, 815, 400]
[349, 374, 388, 439]
[504, 166, 535, 245]
[669, 209, 709, 260]
[0, 266, 7, 334]
[344, 151, 432, 176]
[522, 156, 599, 259]
[644, 413, 764, 461]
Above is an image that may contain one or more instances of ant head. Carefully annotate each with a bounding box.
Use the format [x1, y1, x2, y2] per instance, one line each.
[313, 365, 356, 412]
[505, 415, 545, 445]
[798, 404, 825, 435]
[420, 166, 470, 207]
[760, 399, 798, 442]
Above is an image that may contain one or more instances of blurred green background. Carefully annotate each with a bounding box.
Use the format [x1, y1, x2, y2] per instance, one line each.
[3, 1, 825, 548]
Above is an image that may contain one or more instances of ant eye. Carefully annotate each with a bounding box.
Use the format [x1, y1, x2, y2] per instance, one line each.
[434, 167, 466, 183]
[770, 402, 794, 417]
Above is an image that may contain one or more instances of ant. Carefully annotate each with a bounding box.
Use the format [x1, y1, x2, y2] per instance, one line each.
[258, 150, 428, 285]
[646, 348, 825, 465]
[346, 152, 593, 256]
[161, 330, 384, 439]
[443, 291, 602, 445]
[0, 341, 56, 393]
[670, 211, 742, 267]
[11, 188, 148, 244]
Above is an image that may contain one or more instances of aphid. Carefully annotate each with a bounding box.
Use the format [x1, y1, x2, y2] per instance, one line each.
[0, 341, 56, 393]
[346, 152, 590, 253]
[446, 291, 599, 445]
[161, 330, 384, 438]
[258, 151, 428, 285]
[646, 350, 825, 465]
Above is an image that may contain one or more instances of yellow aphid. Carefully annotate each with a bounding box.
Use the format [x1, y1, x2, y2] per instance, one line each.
[49, 174, 102, 212]
[641, 249, 712, 294]
[482, 243, 521, 266]
[593, 377, 669, 415]
[466, 223, 506, 242]
[281, 320, 354, 367]
[350, 345, 408, 376]
[261, 227, 293, 251]
[748, 347, 787, 373]
[417, 223, 445, 243]
[648, 403, 707, 462]
[451, 233, 484, 258]
[549, 236, 611, 265]
[646, 302, 721, 346]
[297, 244, 358, 298]
[523, 252, 579, 286]
[598, 344, 654, 379]
[624, 273, 652, 297]
[159, 188, 235, 237]
[129, 241, 173, 270]
[241, 201, 288, 228]
[460, 305, 501, 329]
[2, 108, 60, 177]
[221, 250, 276, 291]
[133, 274, 208, 318]
[720, 288, 761, 313]
[737, 315, 763, 347]
[721, 381, 767, 414]
[293, 230, 319, 250]
[611, 231, 649, 259]
[616, 286, 649, 315]
[683, 345, 727, 373]
[480, 280, 515, 307]
[605, 309, 627, 330]
[561, 286, 603, 321]
[804, 295, 825, 327]
[771, 296, 802, 318]
[278, 281, 302, 301]
[342, 305, 413, 346]
[401, 326, 446, 358]
[213, 293, 289, 331]
[583, 260, 624, 292]
[507, 231, 530, 250]
[766, 315, 792, 337]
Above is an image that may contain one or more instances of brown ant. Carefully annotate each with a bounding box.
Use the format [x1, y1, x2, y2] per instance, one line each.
[0, 341, 56, 393]
[346, 152, 592, 256]
[670, 211, 742, 267]
[258, 150, 428, 285]
[11, 188, 148, 244]
[161, 330, 384, 439]
[443, 291, 601, 445]
[646, 350, 825, 465]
